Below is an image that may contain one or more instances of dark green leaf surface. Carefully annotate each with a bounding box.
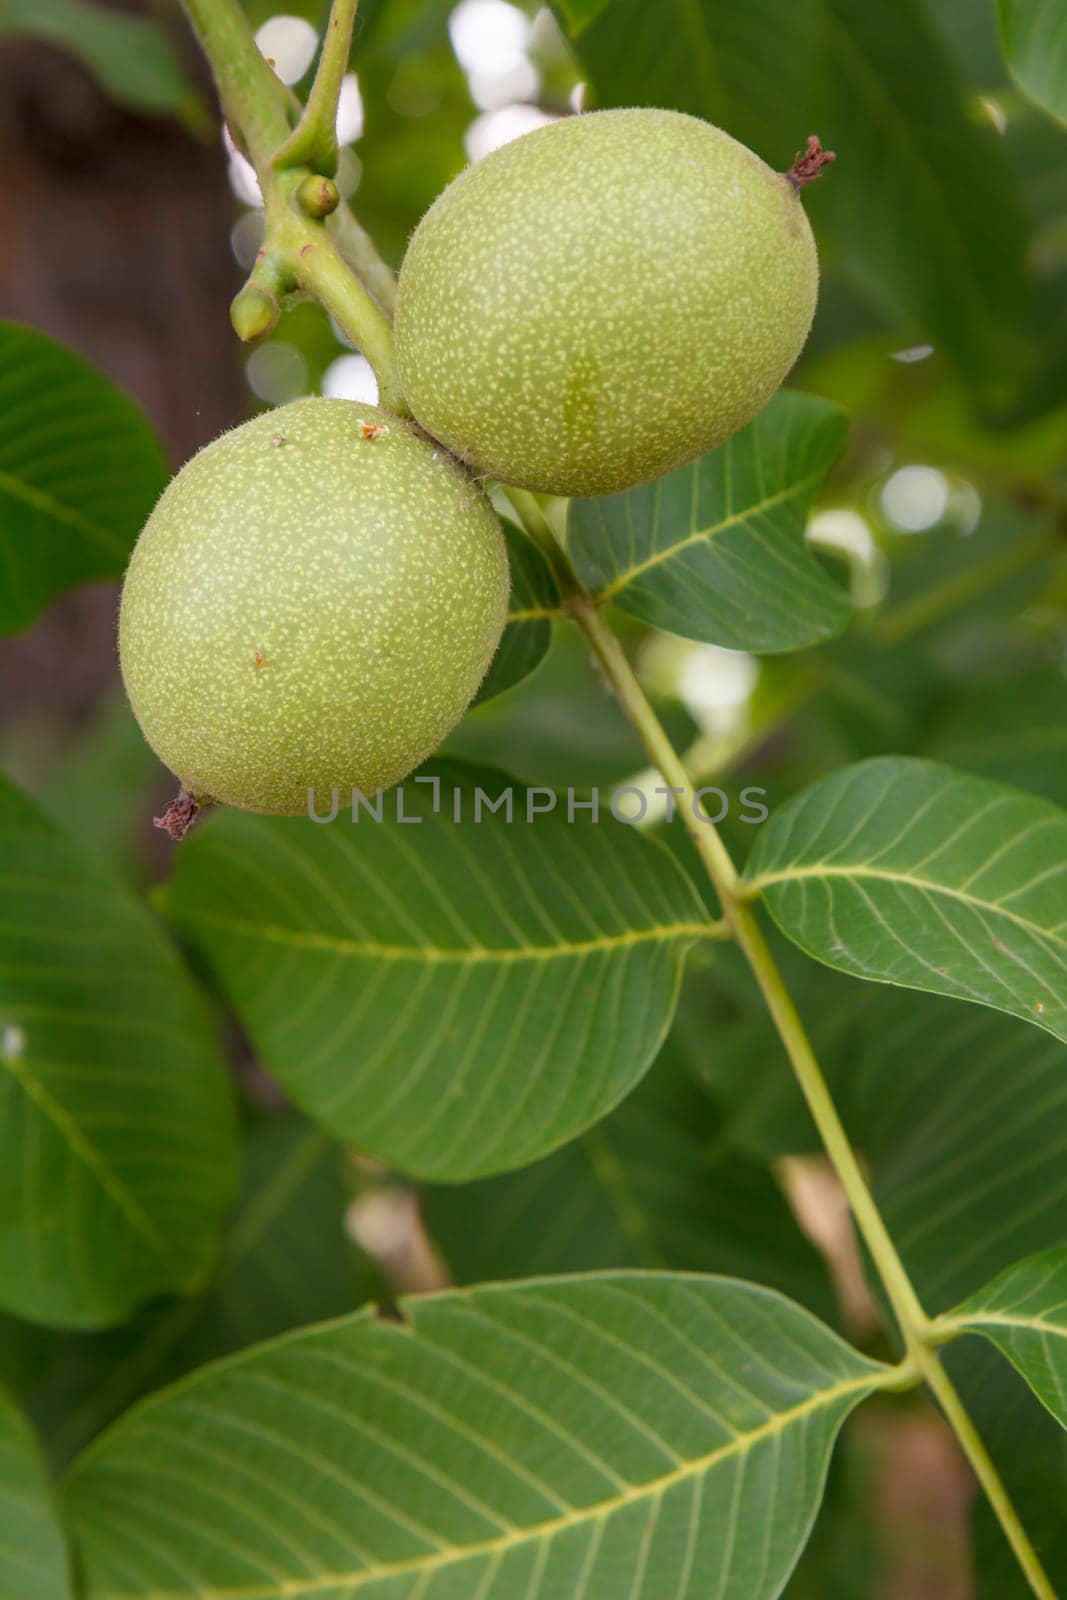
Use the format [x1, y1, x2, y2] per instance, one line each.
[943, 1248, 1067, 1427]
[25, 1118, 377, 1468]
[672, 943, 845, 1162]
[925, 666, 1067, 807]
[0, 322, 167, 635]
[838, 990, 1067, 1589]
[744, 757, 1067, 1044]
[165, 762, 713, 1180]
[0, 775, 237, 1327]
[558, 0, 1028, 390]
[423, 1037, 834, 1321]
[568, 391, 850, 653]
[951, 1345, 1067, 1598]
[814, 0, 1028, 389]
[0, 1387, 70, 1600]
[754, 974, 1067, 1586]
[998, 0, 1067, 125]
[0, 0, 199, 120]
[554, 0, 820, 159]
[475, 520, 559, 705]
[694, 960, 1067, 1585]
[554, 0, 615, 30]
[448, 628, 672, 792]
[687, 948, 1067, 1305]
[848, 991, 1067, 1313]
[65, 1274, 892, 1600]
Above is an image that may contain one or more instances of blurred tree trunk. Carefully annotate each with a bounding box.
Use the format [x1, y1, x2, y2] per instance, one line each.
[0, 9, 244, 725]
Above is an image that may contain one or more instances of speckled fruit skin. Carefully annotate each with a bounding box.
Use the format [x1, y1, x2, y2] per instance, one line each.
[395, 108, 819, 498]
[119, 399, 508, 815]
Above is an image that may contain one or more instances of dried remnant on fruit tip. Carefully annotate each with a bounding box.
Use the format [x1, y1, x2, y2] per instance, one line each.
[154, 787, 205, 843]
[785, 136, 836, 191]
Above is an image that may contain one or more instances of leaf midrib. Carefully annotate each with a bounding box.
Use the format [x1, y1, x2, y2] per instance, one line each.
[173, 906, 714, 965]
[745, 863, 1067, 951]
[942, 1310, 1067, 1339]
[592, 471, 823, 603]
[506, 602, 561, 623]
[1, 1044, 178, 1266]
[86, 1367, 886, 1600]
[0, 468, 126, 555]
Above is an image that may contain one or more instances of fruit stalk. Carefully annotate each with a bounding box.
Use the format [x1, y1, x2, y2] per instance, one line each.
[328, 202, 399, 316]
[272, 0, 358, 177]
[179, 0, 291, 165]
[280, 211, 407, 412]
[180, 0, 405, 408]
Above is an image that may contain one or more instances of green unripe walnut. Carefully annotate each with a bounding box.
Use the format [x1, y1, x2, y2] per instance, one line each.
[395, 109, 821, 498]
[119, 399, 508, 817]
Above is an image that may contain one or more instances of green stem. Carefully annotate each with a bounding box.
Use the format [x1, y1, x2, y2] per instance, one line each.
[507, 488, 580, 596]
[913, 1348, 1057, 1600]
[286, 218, 408, 412]
[179, 0, 290, 164]
[563, 589, 1056, 1600]
[329, 201, 398, 315]
[274, 0, 358, 176]
[179, 0, 407, 414]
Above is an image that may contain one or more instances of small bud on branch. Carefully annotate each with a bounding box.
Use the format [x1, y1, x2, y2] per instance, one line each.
[296, 175, 341, 218]
[231, 283, 281, 342]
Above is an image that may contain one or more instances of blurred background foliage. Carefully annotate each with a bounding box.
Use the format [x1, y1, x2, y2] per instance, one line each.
[0, 1, 1064, 1594]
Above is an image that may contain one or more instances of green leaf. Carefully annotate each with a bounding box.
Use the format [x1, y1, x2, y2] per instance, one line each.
[743, 757, 1067, 1044]
[475, 520, 559, 705]
[925, 666, 1067, 808]
[814, 0, 1029, 390]
[695, 952, 1067, 1581]
[0, 773, 237, 1328]
[824, 984, 1067, 1586]
[692, 956, 1067, 1584]
[0, 0, 200, 121]
[164, 761, 714, 1180]
[872, 505, 1059, 648]
[950, 1345, 1067, 1597]
[448, 629, 670, 793]
[677, 951, 1067, 1305]
[998, 0, 1067, 125]
[0, 1386, 70, 1600]
[847, 989, 1067, 1312]
[35, 692, 166, 885]
[672, 950, 1067, 1582]
[0, 323, 167, 635]
[423, 1034, 835, 1321]
[671, 946, 837, 1161]
[64, 1274, 892, 1600]
[23, 1118, 379, 1468]
[552, 0, 820, 156]
[557, 0, 1029, 391]
[941, 1248, 1067, 1428]
[554, 0, 615, 30]
[568, 391, 850, 654]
